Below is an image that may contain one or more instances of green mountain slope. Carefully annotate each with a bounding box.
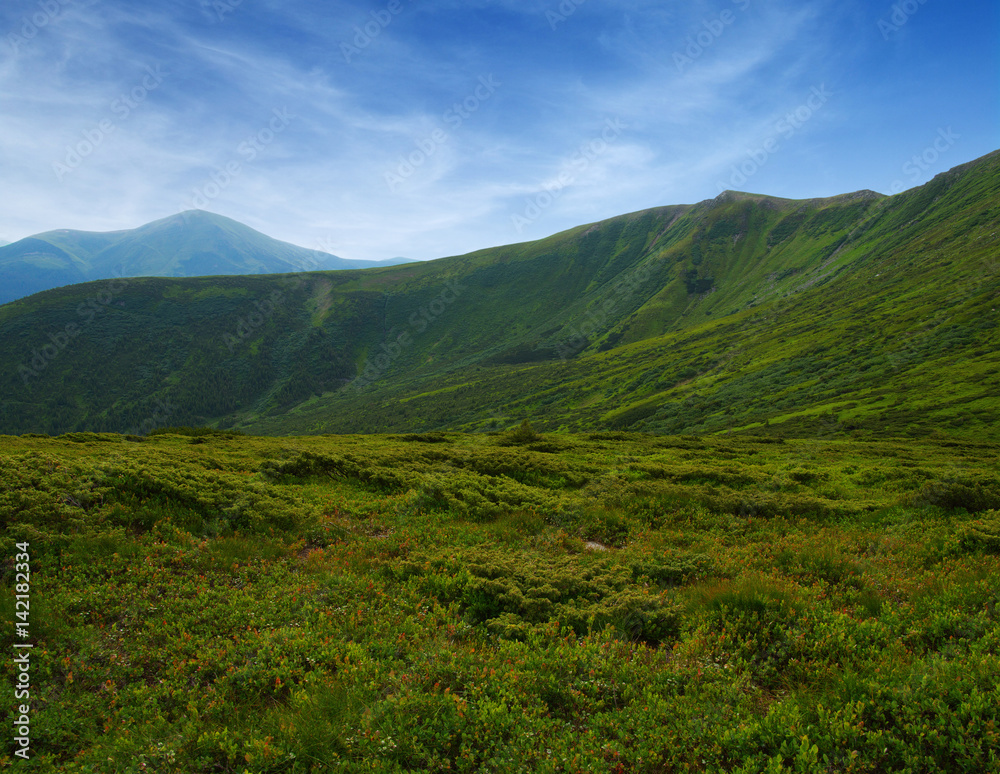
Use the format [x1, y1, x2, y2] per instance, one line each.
[0, 210, 411, 305]
[0, 151, 997, 437]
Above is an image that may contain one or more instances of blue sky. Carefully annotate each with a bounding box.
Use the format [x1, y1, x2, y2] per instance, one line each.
[1, 0, 997, 261]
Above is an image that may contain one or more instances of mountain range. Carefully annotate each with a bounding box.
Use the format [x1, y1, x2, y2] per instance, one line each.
[0, 210, 412, 306]
[1, 150, 997, 438]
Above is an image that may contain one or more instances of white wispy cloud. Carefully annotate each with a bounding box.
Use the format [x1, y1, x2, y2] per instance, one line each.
[0, 0, 995, 260]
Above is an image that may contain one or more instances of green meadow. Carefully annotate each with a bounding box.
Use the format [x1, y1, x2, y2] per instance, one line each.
[3, 427, 998, 772]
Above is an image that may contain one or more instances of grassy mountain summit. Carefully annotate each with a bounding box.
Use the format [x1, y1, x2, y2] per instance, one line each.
[0, 151, 997, 437]
[0, 210, 411, 306]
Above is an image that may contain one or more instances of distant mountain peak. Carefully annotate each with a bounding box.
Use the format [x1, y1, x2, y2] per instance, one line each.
[0, 211, 411, 305]
[173, 209, 232, 222]
[148, 209, 240, 229]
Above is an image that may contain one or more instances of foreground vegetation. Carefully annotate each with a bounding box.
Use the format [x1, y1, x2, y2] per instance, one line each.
[2, 428, 999, 772]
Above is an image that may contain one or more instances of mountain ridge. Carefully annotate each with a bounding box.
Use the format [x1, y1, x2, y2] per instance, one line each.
[0, 150, 997, 438]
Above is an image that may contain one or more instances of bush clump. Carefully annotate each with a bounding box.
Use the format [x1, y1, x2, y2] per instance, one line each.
[497, 419, 542, 446]
[958, 512, 1000, 553]
[908, 477, 1000, 513]
[631, 550, 714, 587]
[391, 547, 683, 644]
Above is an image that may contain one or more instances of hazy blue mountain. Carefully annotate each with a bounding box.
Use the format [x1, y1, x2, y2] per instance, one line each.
[0, 210, 414, 305]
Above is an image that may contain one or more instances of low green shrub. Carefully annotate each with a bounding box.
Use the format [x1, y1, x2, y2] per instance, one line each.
[775, 544, 864, 587]
[496, 419, 542, 446]
[571, 505, 632, 547]
[958, 512, 1000, 552]
[907, 477, 1000, 513]
[631, 550, 713, 587]
[390, 547, 683, 644]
